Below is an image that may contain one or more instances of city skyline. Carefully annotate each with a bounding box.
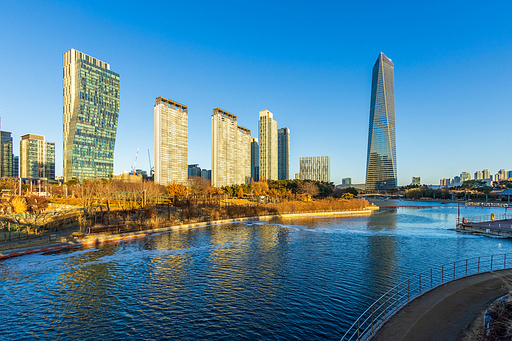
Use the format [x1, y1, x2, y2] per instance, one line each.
[1, 1, 512, 185]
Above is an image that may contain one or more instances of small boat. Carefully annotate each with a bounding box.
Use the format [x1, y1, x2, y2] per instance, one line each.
[441, 202, 446, 204]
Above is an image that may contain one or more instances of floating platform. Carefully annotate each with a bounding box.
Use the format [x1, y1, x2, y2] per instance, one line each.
[457, 219, 512, 238]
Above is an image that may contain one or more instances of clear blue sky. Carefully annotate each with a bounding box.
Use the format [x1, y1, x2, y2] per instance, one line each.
[1, 0, 511, 185]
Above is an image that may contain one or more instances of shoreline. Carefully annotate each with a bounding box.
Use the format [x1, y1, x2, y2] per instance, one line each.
[0, 207, 378, 260]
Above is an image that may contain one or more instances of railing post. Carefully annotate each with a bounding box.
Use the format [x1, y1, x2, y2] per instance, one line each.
[357, 319, 360, 340]
[505, 254, 507, 269]
[466, 259, 468, 276]
[430, 268, 433, 288]
[491, 255, 493, 271]
[453, 262, 456, 280]
[441, 265, 444, 283]
[478, 257, 480, 273]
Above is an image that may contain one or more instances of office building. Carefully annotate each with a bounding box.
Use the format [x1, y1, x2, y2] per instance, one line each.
[278, 127, 290, 180]
[1, 131, 13, 177]
[188, 164, 202, 178]
[342, 177, 352, 185]
[20, 134, 55, 180]
[460, 172, 471, 182]
[12, 156, 18, 178]
[295, 173, 300, 180]
[300, 156, 330, 182]
[508, 171, 512, 179]
[201, 169, 211, 181]
[499, 169, 507, 180]
[154, 96, 188, 186]
[483, 169, 490, 179]
[251, 137, 259, 182]
[258, 110, 278, 181]
[63, 49, 120, 182]
[211, 108, 251, 187]
[365, 52, 397, 191]
[474, 171, 483, 180]
[412, 177, 420, 186]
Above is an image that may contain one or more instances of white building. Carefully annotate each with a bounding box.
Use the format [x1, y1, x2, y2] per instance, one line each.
[211, 108, 251, 187]
[154, 97, 188, 186]
[300, 156, 331, 182]
[258, 110, 277, 181]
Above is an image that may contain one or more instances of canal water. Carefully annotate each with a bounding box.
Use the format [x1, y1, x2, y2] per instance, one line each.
[1, 201, 511, 340]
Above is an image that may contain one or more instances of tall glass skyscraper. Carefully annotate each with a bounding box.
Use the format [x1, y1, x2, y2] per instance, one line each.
[366, 52, 397, 191]
[278, 127, 290, 180]
[0, 131, 13, 177]
[63, 49, 119, 182]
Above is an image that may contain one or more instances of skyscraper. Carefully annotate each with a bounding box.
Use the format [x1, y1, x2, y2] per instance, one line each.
[366, 52, 397, 191]
[154, 97, 188, 186]
[300, 156, 330, 182]
[483, 169, 490, 179]
[278, 127, 290, 180]
[211, 108, 251, 187]
[63, 49, 119, 182]
[20, 134, 55, 180]
[251, 137, 259, 182]
[474, 171, 483, 180]
[258, 110, 277, 181]
[0, 131, 13, 177]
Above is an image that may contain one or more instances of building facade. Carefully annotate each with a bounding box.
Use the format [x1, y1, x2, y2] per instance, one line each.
[251, 137, 259, 182]
[412, 177, 420, 186]
[12, 156, 19, 178]
[474, 171, 483, 180]
[365, 52, 397, 191]
[342, 177, 352, 185]
[483, 169, 490, 179]
[278, 127, 290, 180]
[0, 131, 13, 177]
[258, 110, 277, 181]
[154, 97, 188, 186]
[299, 156, 330, 182]
[20, 134, 55, 180]
[63, 49, 119, 182]
[188, 164, 202, 178]
[211, 108, 251, 187]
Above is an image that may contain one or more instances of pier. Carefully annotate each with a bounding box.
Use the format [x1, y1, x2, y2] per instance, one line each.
[457, 218, 512, 237]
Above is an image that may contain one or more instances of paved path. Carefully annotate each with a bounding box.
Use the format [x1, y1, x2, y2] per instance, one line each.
[372, 269, 512, 341]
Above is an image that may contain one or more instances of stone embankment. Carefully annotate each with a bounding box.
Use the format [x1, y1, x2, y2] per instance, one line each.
[0, 207, 378, 261]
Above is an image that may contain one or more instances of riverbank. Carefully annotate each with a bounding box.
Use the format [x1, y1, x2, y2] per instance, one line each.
[0, 207, 378, 260]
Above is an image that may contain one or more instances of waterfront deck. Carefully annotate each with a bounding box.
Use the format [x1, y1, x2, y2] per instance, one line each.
[458, 218, 512, 237]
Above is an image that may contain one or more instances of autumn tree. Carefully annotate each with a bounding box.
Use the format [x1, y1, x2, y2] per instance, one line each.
[251, 181, 269, 196]
[166, 182, 188, 197]
[297, 181, 320, 197]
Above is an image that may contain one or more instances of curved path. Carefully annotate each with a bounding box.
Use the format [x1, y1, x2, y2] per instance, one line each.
[372, 269, 512, 341]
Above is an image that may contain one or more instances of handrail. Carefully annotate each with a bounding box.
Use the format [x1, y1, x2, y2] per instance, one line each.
[340, 253, 512, 341]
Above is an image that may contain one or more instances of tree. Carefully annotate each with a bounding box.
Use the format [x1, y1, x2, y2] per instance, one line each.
[237, 187, 244, 197]
[251, 181, 269, 196]
[297, 181, 320, 197]
[166, 182, 188, 197]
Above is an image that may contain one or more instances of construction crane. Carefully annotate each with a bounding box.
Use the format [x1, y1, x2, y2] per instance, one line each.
[131, 148, 139, 175]
[147, 149, 154, 176]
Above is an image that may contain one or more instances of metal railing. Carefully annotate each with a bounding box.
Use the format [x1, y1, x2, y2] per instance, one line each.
[463, 214, 509, 223]
[341, 253, 512, 341]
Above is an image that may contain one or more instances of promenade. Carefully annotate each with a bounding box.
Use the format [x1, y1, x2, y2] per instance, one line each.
[372, 269, 512, 341]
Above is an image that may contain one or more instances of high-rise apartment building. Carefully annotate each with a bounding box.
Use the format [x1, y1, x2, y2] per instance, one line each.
[460, 172, 471, 182]
[474, 171, 483, 180]
[365, 52, 397, 191]
[258, 110, 277, 181]
[154, 97, 188, 186]
[20, 134, 55, 180]
[508, 171, 512, 179]
[278, 127, 290, 180]
[12, 156, 19, 178]
[0, 131, 13, 177]
[188, 164, 202, 178]
[300, 156, 330, 182]
[412, 177, 421, 186]
[483, 169, 490, 179]
[63, 49, 119, 182]
[251, 137, 259, 182]
[342, 177, 352, 185]
[211, 108, 251, 187]
[499, 169, 507, 180]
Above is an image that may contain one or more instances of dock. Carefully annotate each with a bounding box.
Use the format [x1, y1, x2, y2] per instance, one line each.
[457, 218, 512, 237]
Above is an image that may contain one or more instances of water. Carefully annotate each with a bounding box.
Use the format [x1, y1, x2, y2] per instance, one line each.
[1, 201, 511, 340]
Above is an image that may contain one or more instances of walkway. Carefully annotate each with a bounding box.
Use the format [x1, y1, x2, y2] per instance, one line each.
[372, 269, 512, 341]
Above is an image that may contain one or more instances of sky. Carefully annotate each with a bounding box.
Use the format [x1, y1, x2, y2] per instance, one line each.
[0, 0, 511, 185]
